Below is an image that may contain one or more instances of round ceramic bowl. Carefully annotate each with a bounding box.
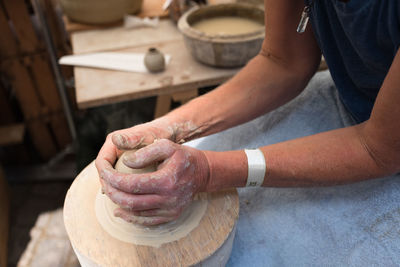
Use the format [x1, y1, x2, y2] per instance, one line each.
[60, 0, 143, 25]
[178, 3, 265, 68]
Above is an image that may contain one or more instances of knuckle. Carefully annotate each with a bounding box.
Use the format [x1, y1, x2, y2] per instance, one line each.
[106, 132, 116, 140]
[165, 196, 178, 207]
[158, 138, 171, 145]
[156, 139, 170, 149]
[163, 179, 176, 192]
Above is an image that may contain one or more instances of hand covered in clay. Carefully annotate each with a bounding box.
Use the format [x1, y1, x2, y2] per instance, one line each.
[96, 117, 202, 175]
[96, 118, 177, 192]
[98, 139, 210, 226]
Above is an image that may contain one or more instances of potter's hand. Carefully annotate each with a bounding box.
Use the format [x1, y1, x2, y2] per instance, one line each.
[95, 117, 203, 176]
[100, 139, 210, 226]
[95, 118, 176, 179]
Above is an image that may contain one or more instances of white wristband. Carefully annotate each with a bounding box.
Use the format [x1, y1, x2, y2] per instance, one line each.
[244, 149, 266, 187]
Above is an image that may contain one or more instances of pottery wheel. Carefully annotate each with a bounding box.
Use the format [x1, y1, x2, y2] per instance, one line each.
[95, 190, 209, 247]
[63, 162, 239, 266]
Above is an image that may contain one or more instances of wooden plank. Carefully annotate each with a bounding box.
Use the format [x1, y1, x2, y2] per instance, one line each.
[0, 5, 18, 58]
[154, 95, 171, 118]
[50, 113, 71, 148]
[3, 59, 42, 119]
[74, 39, 238, 109]
[30, 54, 62, 112]
[0, 83, 16, 125]
[71, 20, 181, 54]
[29, 54, 72, 148]
[40, 0, 69, 52]
[2, 0, 42, 54]
[0, 165, 9, 267]
[27, 119, 57, 159]
[2, 59, 59, 159]
[0, 123, 25, 146]
[154, 90, 198, 118]
[172, 88, 198, 103]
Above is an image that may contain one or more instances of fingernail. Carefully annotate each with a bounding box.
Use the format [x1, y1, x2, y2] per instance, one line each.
[112, 134, 128, 147]
[101, 188, 105, 194]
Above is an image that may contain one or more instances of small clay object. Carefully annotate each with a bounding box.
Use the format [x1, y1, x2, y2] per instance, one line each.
[144, 48, 165, 73]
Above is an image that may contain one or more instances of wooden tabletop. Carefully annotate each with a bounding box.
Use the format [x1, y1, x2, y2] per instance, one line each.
[71, 20, 240, 109]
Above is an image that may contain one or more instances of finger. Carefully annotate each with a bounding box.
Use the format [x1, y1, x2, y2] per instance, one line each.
[112, 129, 158, 150]
[114, 208, 177, 226]
[112, 132, 143, 150]
[131, 207, 183, 217]
[95, 135, 122, 176]
[123, 139, 178, 169]
[102, 181, 168, 210]
[100, 166, 168, 194]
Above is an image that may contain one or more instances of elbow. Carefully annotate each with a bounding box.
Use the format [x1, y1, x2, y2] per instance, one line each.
[259, 47, 320, 85]
[358, 124, 400, 176]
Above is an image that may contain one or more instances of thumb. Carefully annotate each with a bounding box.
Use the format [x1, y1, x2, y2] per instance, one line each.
[123, 139, 177, 169]
[112, 132, 145, 150]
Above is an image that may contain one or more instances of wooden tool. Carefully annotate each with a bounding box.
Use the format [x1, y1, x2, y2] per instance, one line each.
[64, 162, 239, 266]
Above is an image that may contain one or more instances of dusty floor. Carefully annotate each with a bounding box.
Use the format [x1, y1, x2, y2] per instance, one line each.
[7, 181, 73, 267]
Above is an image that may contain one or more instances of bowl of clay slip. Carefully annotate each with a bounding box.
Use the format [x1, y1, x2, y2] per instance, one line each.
[178, 3, 265, 68]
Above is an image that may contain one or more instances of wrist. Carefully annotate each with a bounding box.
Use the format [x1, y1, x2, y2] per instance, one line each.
[202, 150, 248, 192]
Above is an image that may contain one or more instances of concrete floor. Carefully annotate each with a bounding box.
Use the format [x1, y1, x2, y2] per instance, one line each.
[7, 181, 73, 267]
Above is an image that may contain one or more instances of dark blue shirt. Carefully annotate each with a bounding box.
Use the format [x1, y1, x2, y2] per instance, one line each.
[307, 0, 400, 122]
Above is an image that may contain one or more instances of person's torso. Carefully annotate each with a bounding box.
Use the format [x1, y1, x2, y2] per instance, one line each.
[307, 0, 400, 122]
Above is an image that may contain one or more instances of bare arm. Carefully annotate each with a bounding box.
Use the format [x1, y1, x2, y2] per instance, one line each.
[205, 48, 400, 190]
[161, 0, 321, 142]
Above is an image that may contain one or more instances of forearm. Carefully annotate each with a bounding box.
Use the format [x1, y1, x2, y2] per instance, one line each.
[203, 124, 399, 191]
[160, 53, 314, 143]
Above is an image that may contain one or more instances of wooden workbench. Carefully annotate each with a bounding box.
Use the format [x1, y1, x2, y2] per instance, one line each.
[71, 19, 240, 116]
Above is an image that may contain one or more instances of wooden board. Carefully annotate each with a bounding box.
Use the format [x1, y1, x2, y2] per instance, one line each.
[71, 20, 181, 54]
[154, 94, 172, 118]
[50, 113, 71, 148]
[2, 0, 42, 54]
[40, 0, 70, 52]
[4, 59, 43, 119]
[74, 40, 238, 108]
[0, 5, 18, 59]
[0, 166, 9, 267]
[71, 20, 239, 108]
[0, 0, 72, 161]
[30, 54, 63, 112]
[0, 84, 16, 125]
[64, 162, 239, 266]
[0, 123, 25, 147]
[27, 120, 58, 159]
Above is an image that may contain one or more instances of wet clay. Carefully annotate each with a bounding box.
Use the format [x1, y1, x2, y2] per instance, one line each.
[191, 16, 263, 35]
[95, 152, 208, 247]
